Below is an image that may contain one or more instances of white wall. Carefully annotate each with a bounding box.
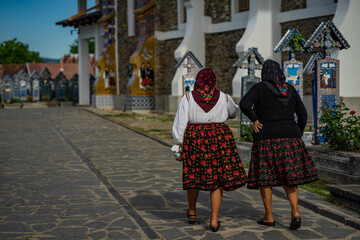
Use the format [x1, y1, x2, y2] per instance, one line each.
[171, 0, 208, 96]
[332, 0, 360, 98]
[232, 0, 282, 97]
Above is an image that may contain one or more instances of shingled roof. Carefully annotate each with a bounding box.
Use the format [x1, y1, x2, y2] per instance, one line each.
[174, 51, 204, 69]
[233, 47, 265, 68]
[274, 29, 306, 52]
[304, 20, 350, 52]
[304, 52, 323, 75]
[56, 11, 102, 28]
[30, 70, 42, 81]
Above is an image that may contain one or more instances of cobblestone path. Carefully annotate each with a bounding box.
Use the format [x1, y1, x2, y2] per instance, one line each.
[0, 108, 359, 239]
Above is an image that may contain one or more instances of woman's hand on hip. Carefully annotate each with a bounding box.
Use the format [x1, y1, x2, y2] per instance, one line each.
[253, 120, 263, 133]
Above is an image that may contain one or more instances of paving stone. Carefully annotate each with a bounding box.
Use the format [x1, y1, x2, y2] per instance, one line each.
[107, 231, 131, 239]
[109, 218, 138, 229]
[58, 219, 88, 226]
[289, 229, 323, 239]
[31, 223, 56, 232]
[129, 195, 165, 208]
[89, 230, 106, 239]
[314, 227, 356, 239]
[200, 232, 226, 240]
[228, 230, 261, 240]
[0, 222, 32, 232]
[123, 229, 144, 239]
[160, 227, 187, 239]
[44, 227, 88, 238]
[261, 230, 290, 240]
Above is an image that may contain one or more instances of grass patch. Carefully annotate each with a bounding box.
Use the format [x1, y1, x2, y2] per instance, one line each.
[299, 179, 332, 200]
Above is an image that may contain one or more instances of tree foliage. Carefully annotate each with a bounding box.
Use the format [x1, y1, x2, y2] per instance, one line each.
[0, 38, 43, 64]
[69, 39, 95, 54]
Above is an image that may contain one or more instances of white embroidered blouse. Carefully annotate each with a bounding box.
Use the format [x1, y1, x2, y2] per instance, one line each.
[171, 91, 239, 152]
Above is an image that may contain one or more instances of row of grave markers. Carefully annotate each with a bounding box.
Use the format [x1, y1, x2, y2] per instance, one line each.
[175, 20, 350, 144]
[0, 68, 95, 104]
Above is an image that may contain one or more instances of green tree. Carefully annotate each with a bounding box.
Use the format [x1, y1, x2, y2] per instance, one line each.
[69, 39, 95, 54]
[0, 38, 43, 64]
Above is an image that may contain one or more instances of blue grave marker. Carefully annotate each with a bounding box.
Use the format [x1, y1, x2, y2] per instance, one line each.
[304, 20, 350, 144]
[274, 29, 306, 99]
[233, 47, 265, 126]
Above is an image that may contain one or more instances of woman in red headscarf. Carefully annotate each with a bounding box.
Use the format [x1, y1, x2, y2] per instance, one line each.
[240, 59, 318, 230]
[172, 68, 247, 232]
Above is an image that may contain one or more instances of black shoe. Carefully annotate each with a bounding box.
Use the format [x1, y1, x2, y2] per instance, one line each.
[186, 209, 196, 224]
[210, 221, 221, 232]
[257, 218, 275, 226]
[290, 217, 301, 230]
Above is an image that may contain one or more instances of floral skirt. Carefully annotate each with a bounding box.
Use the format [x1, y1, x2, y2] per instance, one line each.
[182, 123, 247, 191]
[247, 138, 319, 189]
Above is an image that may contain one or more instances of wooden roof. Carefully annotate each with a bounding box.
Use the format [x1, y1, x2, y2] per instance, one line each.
[56, 11, 102, 28]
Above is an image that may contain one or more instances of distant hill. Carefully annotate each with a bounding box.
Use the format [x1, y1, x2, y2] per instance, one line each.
[41, 57, 60, 63]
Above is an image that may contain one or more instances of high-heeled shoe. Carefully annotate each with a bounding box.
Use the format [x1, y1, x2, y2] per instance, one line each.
[209, 221, 221, 232]
[290, 217, 301, 230]
[186, 209, 196, 224]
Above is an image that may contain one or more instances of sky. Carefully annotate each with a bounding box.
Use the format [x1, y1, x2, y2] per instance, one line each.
[0, 0, 95, 59]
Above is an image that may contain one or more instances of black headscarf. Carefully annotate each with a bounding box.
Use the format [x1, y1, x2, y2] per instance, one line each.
[261, 59, 291, 106]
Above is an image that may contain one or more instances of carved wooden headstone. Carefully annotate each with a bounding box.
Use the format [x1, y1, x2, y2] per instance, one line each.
[16, 70, 30, 102]
[54, 71, 67, 101]
[41, 67, 52, 101]
[304, 20, 350, 143]
[30, 70, 42, 102]
[174, 51, 204, 95]
[2, 74, 14, 103]
[274, 28, 306, 99]
[233, 47, 265, 125]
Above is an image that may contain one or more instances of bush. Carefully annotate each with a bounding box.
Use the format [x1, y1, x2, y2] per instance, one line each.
[239, 124, 253, 142]
[27, 96, 33, 102]
[10, 98, 20, 103]
[319, 97, 360, 151]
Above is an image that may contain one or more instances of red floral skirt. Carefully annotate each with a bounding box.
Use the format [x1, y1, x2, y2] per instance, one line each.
[247, 138, 319, 189]
[182, 123, 247, 191]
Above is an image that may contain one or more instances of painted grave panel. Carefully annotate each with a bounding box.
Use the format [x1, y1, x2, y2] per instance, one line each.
[3, 83, 13, 102]
[20, 80, 27, 101]
[283, 60, 303, 99]
[32, 80, 40, 101]
[13, 81, 19, 100]
[314, 57, 340, 143]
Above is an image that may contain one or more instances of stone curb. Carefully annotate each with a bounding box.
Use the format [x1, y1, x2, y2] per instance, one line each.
[272, 188, 360, 230]
[84, 107, 360, 230]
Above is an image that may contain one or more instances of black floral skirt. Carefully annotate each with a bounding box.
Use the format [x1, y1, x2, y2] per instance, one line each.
[182, 123, 247, 191]
[247, 138, 319, 189]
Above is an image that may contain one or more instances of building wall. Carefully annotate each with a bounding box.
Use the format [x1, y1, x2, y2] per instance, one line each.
[155, 0, 178, 31]
[281, 0, 306, 12]
[117, 0, 137, 95]
[280, 15, 334, 95]
[155, 39, 182, 96]
[154, 0, 181, 97]
[205, 0, 231, 23]
[205, 29, 245, 95]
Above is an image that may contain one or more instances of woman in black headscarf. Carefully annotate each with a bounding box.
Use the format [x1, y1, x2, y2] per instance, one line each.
[240, 59, 318, 230]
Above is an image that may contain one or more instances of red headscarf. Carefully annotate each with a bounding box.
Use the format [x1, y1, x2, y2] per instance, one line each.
[192, 68, 220, 113]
